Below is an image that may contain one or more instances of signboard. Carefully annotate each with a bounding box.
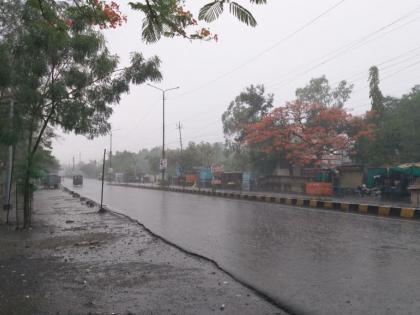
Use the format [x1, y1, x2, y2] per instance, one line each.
[159, 159, 167, 170]
[211, 164, 224, 174]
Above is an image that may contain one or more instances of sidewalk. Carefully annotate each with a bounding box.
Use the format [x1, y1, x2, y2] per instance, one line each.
[0, 189, 285, 315]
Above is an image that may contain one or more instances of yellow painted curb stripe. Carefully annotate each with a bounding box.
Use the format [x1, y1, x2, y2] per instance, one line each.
[309, 200, 318, 208]
[324, 201, 333, 209]
[359, 204, 369, 213]
[400, 208, 415, 218]
[341, 203, 349, 211]
[379, 206, 391, 216]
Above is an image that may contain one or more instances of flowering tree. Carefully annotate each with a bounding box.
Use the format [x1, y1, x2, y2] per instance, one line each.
[244, 101, 374, 167]
[129, 0, 267, 42]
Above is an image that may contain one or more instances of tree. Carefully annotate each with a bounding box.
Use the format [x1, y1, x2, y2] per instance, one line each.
[295, 75, 353, 108]
[222, 84, 273, 143]
[1, 0, 266, 227]
[244, 101, 373, 167]
[355, 86, 420, 166]
[368, 66, 384, 113]
[129, 0, 268, 43]
[1, 0, 161, 227]
[221, 84, 276, 173]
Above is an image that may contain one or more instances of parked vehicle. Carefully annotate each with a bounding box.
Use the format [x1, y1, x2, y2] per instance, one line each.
[43, 174, 61, 189]
[73, 175, 83, 186]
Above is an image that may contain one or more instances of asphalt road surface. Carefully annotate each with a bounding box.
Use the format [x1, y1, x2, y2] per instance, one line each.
[64, 178, 420, 315]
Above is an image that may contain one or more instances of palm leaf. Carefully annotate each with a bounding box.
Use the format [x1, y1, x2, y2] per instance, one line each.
[142, 18, 162, 44]
[229, 2, 257, 27]
[249, 0, 267, 4]
[198, 1, 224, 23]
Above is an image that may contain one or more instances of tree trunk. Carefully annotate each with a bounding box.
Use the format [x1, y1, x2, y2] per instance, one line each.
[23, 113, 35, 228]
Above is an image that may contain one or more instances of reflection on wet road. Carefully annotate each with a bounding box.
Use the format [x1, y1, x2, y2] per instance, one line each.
[65, 178, 420, 315]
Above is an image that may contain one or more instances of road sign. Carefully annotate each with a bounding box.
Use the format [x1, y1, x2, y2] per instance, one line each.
[160, 159, 167, 170]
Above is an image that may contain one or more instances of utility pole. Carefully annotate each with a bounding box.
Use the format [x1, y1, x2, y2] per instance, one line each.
[177, 122, 184, 187]
[72, 156, 75, 172]
[99, 149, 106, 213]
[109, 130, 113, 170]
[147, 84, 180, 183]
[3, 99, 14, 214]
[177, 122, 183, 153]
[108, 129, 121, 182]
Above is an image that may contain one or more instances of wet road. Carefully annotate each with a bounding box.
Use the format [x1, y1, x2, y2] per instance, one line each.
[65, 178, 420, 315]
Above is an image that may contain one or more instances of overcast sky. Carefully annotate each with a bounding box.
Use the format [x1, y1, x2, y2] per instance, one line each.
[53, 0, 420, 165]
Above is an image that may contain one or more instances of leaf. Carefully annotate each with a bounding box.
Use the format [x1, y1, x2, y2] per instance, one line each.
[198, 1, 224, 23]
[229, 2, 257, 27]
[141, 18, 162, 43]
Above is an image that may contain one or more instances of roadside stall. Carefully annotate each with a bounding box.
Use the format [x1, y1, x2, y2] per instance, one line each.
[211, 165, 224, 189]
[185, 172, 196, 186]
[221, 172, 243, 190]
[196, 167, 212, 188]
[390, 163, 420, 202]
[242, 172, 256, 191]
[336, 165, 364, 195]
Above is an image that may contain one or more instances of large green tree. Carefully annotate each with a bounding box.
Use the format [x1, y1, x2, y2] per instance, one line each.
[1, 0, 161, 226]
[368, 66, 384, 113]
[222, 84, 273, 143]
[295, 75, 354, 108]
[355, 86, 420, 166]
[221, 84, 278, 173]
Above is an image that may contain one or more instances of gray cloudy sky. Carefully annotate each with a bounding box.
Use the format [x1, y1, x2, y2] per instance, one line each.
[53, 0, 420, 165]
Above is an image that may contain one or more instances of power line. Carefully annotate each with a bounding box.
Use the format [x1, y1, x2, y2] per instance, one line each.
[270, 15, 420, 89]
[174, 0, 347, 98]
[382, 59, 420, 80]
[328, 42, 420, 87]
[268, 6, 420, 92]
[351, 55, 420, 95]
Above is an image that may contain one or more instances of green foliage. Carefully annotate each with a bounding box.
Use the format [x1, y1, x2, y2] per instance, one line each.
[221, 84, 278, 173]
[295, 75, 353, 108]
[199, 0, 266, 25]
[130, 0, 266, 43]
[356, 86, 420, 166]
[0, 0, 163, 226]
[368, 66, 384, 113]
[222, 84, 273, 143]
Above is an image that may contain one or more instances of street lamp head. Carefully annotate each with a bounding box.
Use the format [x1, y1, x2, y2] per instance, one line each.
[147, 84, 180, 93]
[147, 83, 163, 92]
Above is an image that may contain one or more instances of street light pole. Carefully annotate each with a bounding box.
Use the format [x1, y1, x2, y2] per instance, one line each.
[162, 90, 165, 182]
[109, 130, 113, 170]
[108, 128, 121, 182]
[147, 84, 180, 183]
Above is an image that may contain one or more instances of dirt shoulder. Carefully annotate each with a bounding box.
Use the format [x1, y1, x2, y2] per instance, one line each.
[0, 189, 285, 315]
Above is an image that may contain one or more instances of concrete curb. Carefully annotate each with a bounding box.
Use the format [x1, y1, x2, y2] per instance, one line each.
[109, 183, 420, 221]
